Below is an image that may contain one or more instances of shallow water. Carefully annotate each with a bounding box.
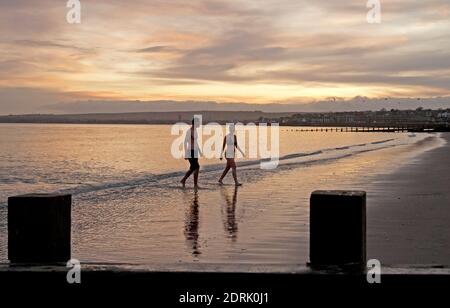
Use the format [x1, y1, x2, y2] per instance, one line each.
[0, 123, 441, 263]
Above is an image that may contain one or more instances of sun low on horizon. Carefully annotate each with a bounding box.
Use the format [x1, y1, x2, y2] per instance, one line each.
[1, 0, 450, 114]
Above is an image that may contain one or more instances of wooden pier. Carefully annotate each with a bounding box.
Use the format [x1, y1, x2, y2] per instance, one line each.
[287, 124, 449, 133]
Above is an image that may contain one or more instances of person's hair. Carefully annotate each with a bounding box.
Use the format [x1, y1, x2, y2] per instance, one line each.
[192, 118, 195, 126]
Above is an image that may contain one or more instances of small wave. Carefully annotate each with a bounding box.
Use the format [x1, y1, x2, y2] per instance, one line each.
[316, 138, 394, 154]
[0, 178, 21, 184]
[371, 138, 395, 145]
[278, 150, 323, 160]
[410, 135, 443, 149]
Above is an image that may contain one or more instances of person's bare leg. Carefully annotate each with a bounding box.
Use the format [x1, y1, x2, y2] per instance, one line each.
[181, 170, 193, 187]
[219, 165, 231, 184]
[232, 166, 242, 186]
[193, 168, 199, 188]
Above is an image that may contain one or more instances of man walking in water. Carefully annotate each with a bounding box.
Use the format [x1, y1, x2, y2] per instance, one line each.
[219, 123, 245, 186]
[181, 118, 201, 188]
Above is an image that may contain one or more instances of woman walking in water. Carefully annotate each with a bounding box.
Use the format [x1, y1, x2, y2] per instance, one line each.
[219, 124, 245, 186]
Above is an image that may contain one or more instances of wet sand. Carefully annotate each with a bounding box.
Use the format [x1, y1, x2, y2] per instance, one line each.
[62, 132, 449, 265]
[368, 133, 450, 265]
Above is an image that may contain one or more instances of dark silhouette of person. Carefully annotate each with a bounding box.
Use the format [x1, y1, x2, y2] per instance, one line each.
[181, 118, 202, 188]
[219, 123, 245, 186]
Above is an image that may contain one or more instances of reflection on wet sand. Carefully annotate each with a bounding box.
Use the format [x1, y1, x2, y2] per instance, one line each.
[183, 187, 240, 258]
[183, 190, 201, 257]
[221, 186, 239, 241]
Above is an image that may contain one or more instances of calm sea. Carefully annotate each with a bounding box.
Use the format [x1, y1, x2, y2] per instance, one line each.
[0, 123, 441, 264]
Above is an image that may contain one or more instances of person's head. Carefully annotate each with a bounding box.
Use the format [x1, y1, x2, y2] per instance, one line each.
[192, 117, 199, 128]
[228, 123, 235, 134]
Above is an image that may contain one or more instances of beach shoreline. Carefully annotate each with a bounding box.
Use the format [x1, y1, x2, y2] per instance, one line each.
[0, 129, 448, 266]
[368, 132, 450, 265]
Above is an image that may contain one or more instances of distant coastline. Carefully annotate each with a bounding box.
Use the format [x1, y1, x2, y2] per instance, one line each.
[1, 109, 449, 131]
[0, 111, 293, 125]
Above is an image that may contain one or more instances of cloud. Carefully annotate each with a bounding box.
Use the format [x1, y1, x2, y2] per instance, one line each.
[10, 39, 92, 53]
[135, 46, 181, 54]
[0, 0, 450, 114]
[0, 87, 76, 115]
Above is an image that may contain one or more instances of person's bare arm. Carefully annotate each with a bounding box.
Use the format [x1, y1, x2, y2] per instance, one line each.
[235, 136, 245, 157]
[196, 140, 203, 157]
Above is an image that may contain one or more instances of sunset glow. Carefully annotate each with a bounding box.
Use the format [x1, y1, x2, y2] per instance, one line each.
[1, 0, 450, 113]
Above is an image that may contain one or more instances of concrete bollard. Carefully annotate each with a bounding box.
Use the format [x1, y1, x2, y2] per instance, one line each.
[310, 190, 366, 266]
[8, 193, 71, 263]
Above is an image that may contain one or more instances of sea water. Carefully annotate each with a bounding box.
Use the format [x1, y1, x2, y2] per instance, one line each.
[0, 123, 441, 264]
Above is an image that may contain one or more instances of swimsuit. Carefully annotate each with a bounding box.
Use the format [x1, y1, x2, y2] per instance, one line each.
[188, 149, 200, 171]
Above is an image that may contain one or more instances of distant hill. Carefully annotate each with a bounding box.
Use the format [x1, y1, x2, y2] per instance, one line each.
[36, 97, 450, 114]
[1, 96, 450, 116]
[0, 111, 294, 125]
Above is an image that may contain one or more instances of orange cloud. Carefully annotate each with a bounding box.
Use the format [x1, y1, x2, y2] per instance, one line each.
[1, 0, 450, 114]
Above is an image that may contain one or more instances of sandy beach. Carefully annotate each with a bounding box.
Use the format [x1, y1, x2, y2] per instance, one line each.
[368, 133, 450, 265]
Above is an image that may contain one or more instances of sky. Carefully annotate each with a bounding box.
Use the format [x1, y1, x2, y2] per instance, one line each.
[1, 0, 450, 114]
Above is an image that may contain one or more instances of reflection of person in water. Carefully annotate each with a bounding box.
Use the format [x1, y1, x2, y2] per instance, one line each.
[221, 186, 239, 241]
[184, 190, 201, 257]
